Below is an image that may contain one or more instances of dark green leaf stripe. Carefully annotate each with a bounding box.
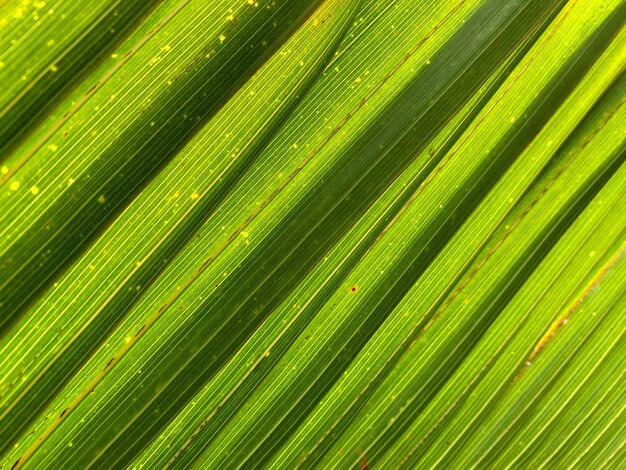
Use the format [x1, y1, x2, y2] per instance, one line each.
[0, 0, 324, 335]
[0, 0, 623, 468]
[0, 0, 356, 454]
[193, 2, 620, 466]
[25, 2, 575, 468]
[0, 0, 165, 159]
[0, 0, 191, 185]
[155, 32, 535, 470]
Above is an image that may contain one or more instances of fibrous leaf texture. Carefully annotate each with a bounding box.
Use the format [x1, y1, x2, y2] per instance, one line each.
[0, 0, 624, 468]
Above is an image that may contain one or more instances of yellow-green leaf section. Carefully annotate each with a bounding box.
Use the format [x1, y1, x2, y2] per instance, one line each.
[0, 0, 623, 468]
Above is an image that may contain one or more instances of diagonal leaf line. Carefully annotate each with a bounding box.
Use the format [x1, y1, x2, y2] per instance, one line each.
[0, 2, 320, 333]
[0, 0, 191, 186]
[4, 0, 622, 467]
[166, 90, 492, 463]
[567, 391, 626, 469]
[327, 0, 405, 68]
[165, 149, 440, 468]
[537, 367, 626, 470]
[62, 1, 492, 464]
[239, 5, 590, 462]
[362, 0, 571, 246]
[0, 0, 168, 160]
[0, 1, 127, 118]
[130, 0, 540, 462]
[296, 2, 578, 462]
[0, 14, 328, 420]
[0, 7, 49, 58]
[477, 312, 626, 469]
[0, 3, 277, 264]
[268, 32, 578, 466]
[0, 0, 450, 254]
[400, 238, 625, 467]
[422, 231, 620, 465]
[0, 3, 246, 338]
[415, 93, 625, 356]
[0, 1, 354, 453]
[358, 87, 624, 469]
[0, 3, 346, 389]
[162, 42, 528, 461]
[95, 11, 511, 469]
[17, 0, 461, 447]
[0, 1, 226, 202]
[0, 0, 285, 244]
[596, 412, 626, 470]
[8, 3, 332, 466]
[521, 240, 626, 370]
[510, 332, 626, 469]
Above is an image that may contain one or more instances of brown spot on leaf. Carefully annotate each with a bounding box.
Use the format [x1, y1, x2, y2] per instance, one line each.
[359, 452, 369, 470]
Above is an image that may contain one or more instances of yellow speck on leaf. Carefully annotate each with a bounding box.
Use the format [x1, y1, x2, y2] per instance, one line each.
[219, 34, 226, 43]
[67, 177, 75, 186]
[48, 143, 57, 151]
[0, 61, 5, 68]
[125, 337, 132, 344]
[191, 192, 199, 200]
[241, 231, 249, 238]
[30, 186, 39, 195]
[1, 165, 8, 175]
[34, 1, 46, 8]
[97, 194, 106, 203]
[49, 64, 58, 72]
[46, 39, 55, 46]
[313, 18, 319, 27]
[9, 181, 20, 191]
[111, 53, 118, 59]
[264, 351, 270, 357]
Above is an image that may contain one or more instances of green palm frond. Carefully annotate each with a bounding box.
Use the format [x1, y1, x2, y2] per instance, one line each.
[0, 0, 624, 468]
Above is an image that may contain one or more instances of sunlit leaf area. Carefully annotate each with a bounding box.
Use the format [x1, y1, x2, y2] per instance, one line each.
[0, 0, 624, 468]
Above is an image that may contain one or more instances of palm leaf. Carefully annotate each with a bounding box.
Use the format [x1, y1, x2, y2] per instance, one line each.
[0, 0, 624, 468]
